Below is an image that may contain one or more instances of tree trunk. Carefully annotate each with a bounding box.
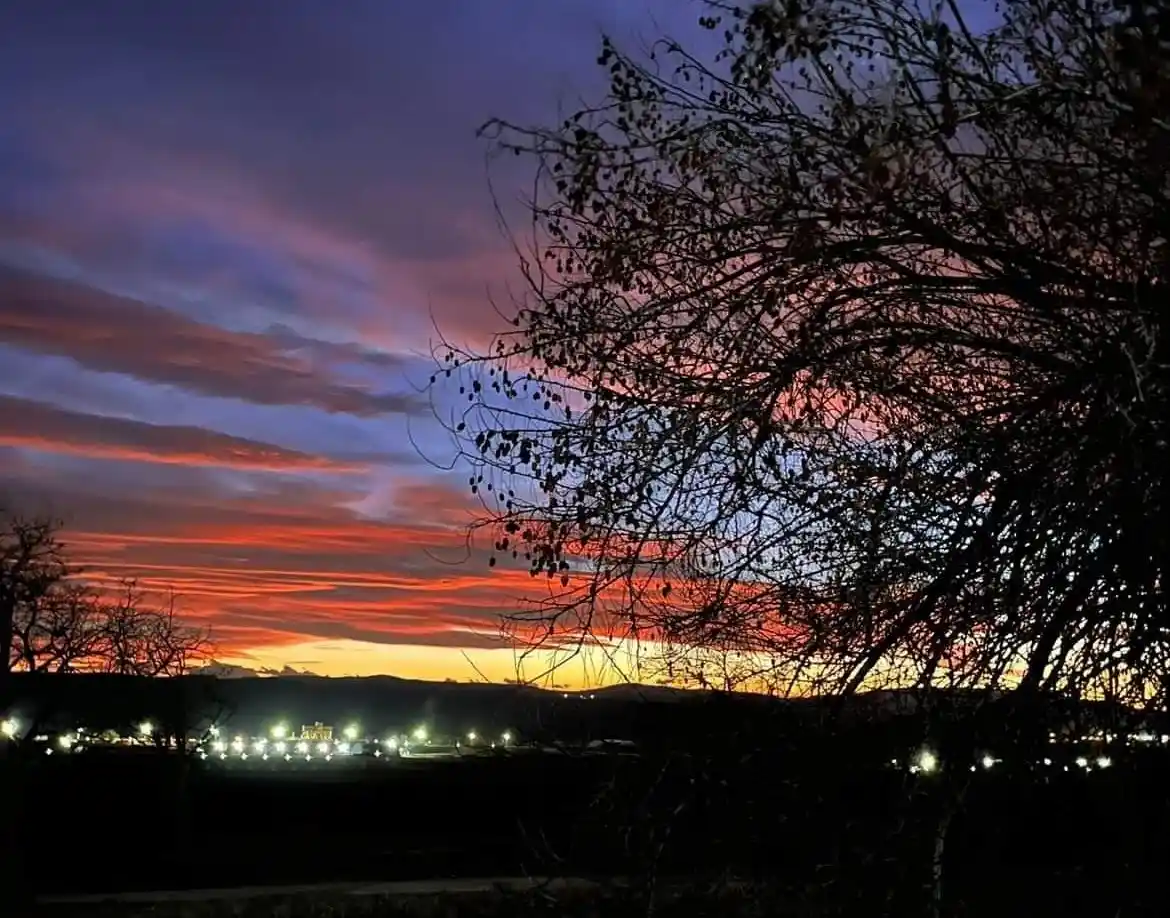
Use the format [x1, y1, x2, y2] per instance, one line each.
[929, 801, 955, 918]
[927, 776, 968, 918]
[1, 598, 13, 679]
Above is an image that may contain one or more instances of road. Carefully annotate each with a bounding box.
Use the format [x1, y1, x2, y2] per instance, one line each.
[37, 876, 619, 906]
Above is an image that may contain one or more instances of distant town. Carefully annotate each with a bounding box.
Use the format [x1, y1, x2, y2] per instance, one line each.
[4, 711, 1166, 774]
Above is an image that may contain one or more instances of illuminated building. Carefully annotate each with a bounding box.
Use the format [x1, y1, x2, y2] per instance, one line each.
[299, 722, 333, 741]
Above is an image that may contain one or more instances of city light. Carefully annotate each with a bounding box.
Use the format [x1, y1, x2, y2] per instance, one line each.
[29, 709, 1162, 776]
[1, 718, 18, 739]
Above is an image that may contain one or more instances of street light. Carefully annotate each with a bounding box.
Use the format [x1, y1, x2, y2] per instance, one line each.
[916, 750, 938, 774]
[466, 731, 477, 743]
[501, 730, 512, 745]
[343, 724, 359, 741]
[0, 718, 18, 740]
[271, 723, 288, 740]
[138, 721, 153, 738]
[413, 726, 427, 743]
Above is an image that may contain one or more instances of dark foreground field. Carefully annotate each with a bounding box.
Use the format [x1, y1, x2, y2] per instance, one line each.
[18, 747, 1170, 915]
[26, 752, 608, 894]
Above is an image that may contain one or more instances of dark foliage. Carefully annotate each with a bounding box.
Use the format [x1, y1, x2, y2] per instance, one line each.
[437, 0, 1169, 709]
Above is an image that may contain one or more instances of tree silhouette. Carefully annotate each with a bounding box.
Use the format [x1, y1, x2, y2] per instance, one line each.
[440, 0, 1168, 712]
[1, 514, 67, 689]
[2, 511, 211, 685]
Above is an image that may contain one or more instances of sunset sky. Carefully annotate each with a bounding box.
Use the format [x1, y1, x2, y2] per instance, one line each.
[0, 0, 695, 686]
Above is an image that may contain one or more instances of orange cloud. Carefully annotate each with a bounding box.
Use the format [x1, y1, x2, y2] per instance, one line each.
[16, 472, 548, 658]
[7, 447, 715, 688]
[0, 395, 365, 472]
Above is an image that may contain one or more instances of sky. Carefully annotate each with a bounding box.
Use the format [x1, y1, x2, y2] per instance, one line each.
[0, 0, 703, 687]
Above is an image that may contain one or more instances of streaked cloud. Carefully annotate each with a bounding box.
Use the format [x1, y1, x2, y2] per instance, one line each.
[0, 0, 696, 685]
[0, 395, 366, 472]
[0, 267, 425, 417]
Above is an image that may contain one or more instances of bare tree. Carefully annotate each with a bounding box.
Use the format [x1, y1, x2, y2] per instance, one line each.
[10, 582, 105, 673]
[96, 583, 211, 678]
[1, 513, 68, 682]
[433, 3, 1170, 908]
[439, 0, 1168, 720]
[2, 512, 211, 682]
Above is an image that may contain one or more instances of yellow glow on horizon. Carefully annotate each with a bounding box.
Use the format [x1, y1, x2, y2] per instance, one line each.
[215, 636, 972, 696]
[214, 631, 1162, 703]
[216, 637, 653, 689]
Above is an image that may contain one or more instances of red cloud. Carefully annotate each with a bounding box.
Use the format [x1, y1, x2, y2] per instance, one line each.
[0, 395, 365, 472]
[10, 472, 548, 657]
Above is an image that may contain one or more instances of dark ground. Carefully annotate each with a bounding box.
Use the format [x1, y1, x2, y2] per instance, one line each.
[16, 745, 1170, 915]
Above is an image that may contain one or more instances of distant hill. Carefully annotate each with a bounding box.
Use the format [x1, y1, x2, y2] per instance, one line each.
[198, 661, 319, 679]
[4, 672, 1162, 751]
[2, 670, 800, 741]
